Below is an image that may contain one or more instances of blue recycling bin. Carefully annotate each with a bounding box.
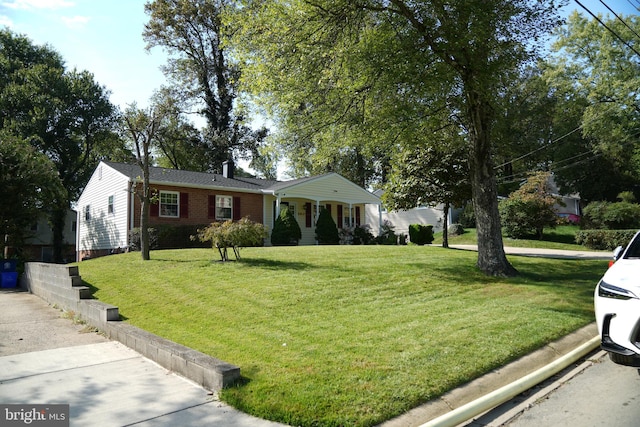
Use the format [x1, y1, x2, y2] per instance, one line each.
[1, 271, 18, 288]
[1, 259, 16, 272]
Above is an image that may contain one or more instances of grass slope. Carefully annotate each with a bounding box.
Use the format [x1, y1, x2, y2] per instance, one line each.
[77, 245, 607, 427]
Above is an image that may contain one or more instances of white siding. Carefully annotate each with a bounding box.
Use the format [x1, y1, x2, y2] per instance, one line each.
[76, 163, 130, 253]
[366, 204, 449, 238]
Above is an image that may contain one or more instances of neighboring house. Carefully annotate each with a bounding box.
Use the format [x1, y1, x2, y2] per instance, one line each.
[365, 174, 582, 238]
[365, 189, 458, 239]
[23, 210, 77, 263]
[547, 176, 581, 223]
[76, 161, 381, 260]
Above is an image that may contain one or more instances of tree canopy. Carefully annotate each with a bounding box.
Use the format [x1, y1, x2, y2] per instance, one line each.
[229, 0, 563, 276]
[0, 29, 120, 262]
[143, 0, 268, 174]
[545, 12, 640, 201]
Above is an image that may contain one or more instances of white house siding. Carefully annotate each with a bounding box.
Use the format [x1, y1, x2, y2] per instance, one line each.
[76, 163, 130, 259]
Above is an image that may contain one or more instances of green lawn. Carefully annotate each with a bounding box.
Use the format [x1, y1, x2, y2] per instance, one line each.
[77, 245, 607, 427]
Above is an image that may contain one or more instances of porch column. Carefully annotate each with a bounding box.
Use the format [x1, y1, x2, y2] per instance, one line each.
[377, 204, 383, 236]
[275, 195, 282, 218]
[315, 200, 320, 223]
[349, 203, 353, 227]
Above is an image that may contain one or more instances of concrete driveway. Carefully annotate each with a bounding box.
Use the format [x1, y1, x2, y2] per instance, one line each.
[0, 289, 284, 427]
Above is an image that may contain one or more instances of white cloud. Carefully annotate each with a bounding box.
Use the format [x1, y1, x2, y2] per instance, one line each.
[2, 0, 74, 10]
[0, 14, 13, 26]
[60, 14, 88, 29]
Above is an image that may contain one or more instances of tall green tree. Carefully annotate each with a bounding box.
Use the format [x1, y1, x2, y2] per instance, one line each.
[0, 133, 64, 258]
[384, 129, 471, 248]
[230, 0, 562, 276]
[143, 0, 268, 174]
[0, 29, 120, 262]
[546, 12, 640, 200]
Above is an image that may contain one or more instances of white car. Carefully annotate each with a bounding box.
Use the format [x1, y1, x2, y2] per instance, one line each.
[595, 231, 640, 368]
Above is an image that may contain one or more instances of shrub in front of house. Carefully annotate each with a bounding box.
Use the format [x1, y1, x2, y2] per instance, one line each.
[408, 224, 434, 245]
[315, 207, 340, 244]
[156, 224, 211, 249]
[575, 229, 637, 251]
[129, 227, 159, 251]
[352, 225, 374, 245]
[375, 220, 398, 245]
[195, 217, 268, 261]
[271, 207, 302, 246]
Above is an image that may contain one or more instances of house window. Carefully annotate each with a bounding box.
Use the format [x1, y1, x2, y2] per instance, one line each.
[108, 195, 114, 214]
[216, 195, 233, 220]
[85, 205, 91, 221]
[160, 191, 179, 218]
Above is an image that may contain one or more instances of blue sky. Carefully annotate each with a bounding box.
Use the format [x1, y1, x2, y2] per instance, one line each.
[2, 0, 636, 179]
[1, 0, 638, 112]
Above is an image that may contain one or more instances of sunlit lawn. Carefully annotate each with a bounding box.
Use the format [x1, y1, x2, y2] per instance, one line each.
[77, 245, 606, 427]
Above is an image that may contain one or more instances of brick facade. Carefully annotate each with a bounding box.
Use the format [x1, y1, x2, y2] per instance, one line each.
[131, 184, 264, 228]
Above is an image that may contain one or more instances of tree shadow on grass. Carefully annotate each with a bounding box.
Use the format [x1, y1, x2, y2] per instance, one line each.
[238, 258, 314, 271]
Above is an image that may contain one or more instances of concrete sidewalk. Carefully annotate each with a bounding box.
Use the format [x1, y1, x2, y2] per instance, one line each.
[449, 245, 612, 260]
[0, 289, 284, 427]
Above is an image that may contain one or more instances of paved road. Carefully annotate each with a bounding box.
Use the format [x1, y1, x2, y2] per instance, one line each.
[0, 289, 284, 427]
[465, 351, 640, 427]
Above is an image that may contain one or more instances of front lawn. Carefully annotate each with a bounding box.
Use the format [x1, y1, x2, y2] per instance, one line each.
[77, 245, 606, 427]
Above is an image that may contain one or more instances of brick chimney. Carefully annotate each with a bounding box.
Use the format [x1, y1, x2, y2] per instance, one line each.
[223, 160, 234, 179]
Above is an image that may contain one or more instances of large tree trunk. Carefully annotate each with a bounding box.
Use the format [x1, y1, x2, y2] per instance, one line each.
[467, 90, 517, 277]
[442, 202, 449, 249]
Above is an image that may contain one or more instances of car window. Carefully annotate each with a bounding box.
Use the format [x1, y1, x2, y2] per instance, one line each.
[624, 236, 640, 259]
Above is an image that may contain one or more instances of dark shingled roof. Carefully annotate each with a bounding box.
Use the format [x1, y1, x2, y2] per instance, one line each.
[105, 162, 280, 192]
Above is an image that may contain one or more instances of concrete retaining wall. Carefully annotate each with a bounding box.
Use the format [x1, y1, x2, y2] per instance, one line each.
[21, 262, 240, 391]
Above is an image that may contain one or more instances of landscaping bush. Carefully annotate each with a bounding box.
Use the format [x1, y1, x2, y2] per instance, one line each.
[408, 224, 434, 245]
[575, 229, 637, 250]
[315, 207, 340, 244]
[271, 207, 302, 246]
[375, 220, 398, 245]
[582, 200, 640, 230]
[128, 227, 159, 251]
[195, 217, 268, 261]
[156, 224, 210, 249]
[458, 203, 476, 228]
[449, 223, 464, 236]
[499, 172, 560, 239]
[352, 225, 374, 245]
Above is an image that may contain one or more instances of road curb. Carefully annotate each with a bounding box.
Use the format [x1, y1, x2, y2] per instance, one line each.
[380, 324, 599, 427]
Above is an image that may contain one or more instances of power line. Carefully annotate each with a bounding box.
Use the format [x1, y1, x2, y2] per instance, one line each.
[493, 126, 582, 170]
[599, 0, 640, 44]
[574, 0, 640, 58]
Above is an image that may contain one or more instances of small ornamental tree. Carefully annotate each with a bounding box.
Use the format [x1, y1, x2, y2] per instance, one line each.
[315, 207, 339, 245]
[499, 171, 561, 239]
[195, 217, 267, 261]
[271, 207, 302, 245]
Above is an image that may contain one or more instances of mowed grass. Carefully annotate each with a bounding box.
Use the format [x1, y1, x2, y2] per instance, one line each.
[77, 245, 607, 427]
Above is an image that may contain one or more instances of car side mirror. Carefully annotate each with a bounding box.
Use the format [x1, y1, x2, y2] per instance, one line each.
[613, 246, 624, 261]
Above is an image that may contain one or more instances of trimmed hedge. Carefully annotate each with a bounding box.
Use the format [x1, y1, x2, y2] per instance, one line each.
[575, 229, 637, 250]
[408, 224, 434, 245]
